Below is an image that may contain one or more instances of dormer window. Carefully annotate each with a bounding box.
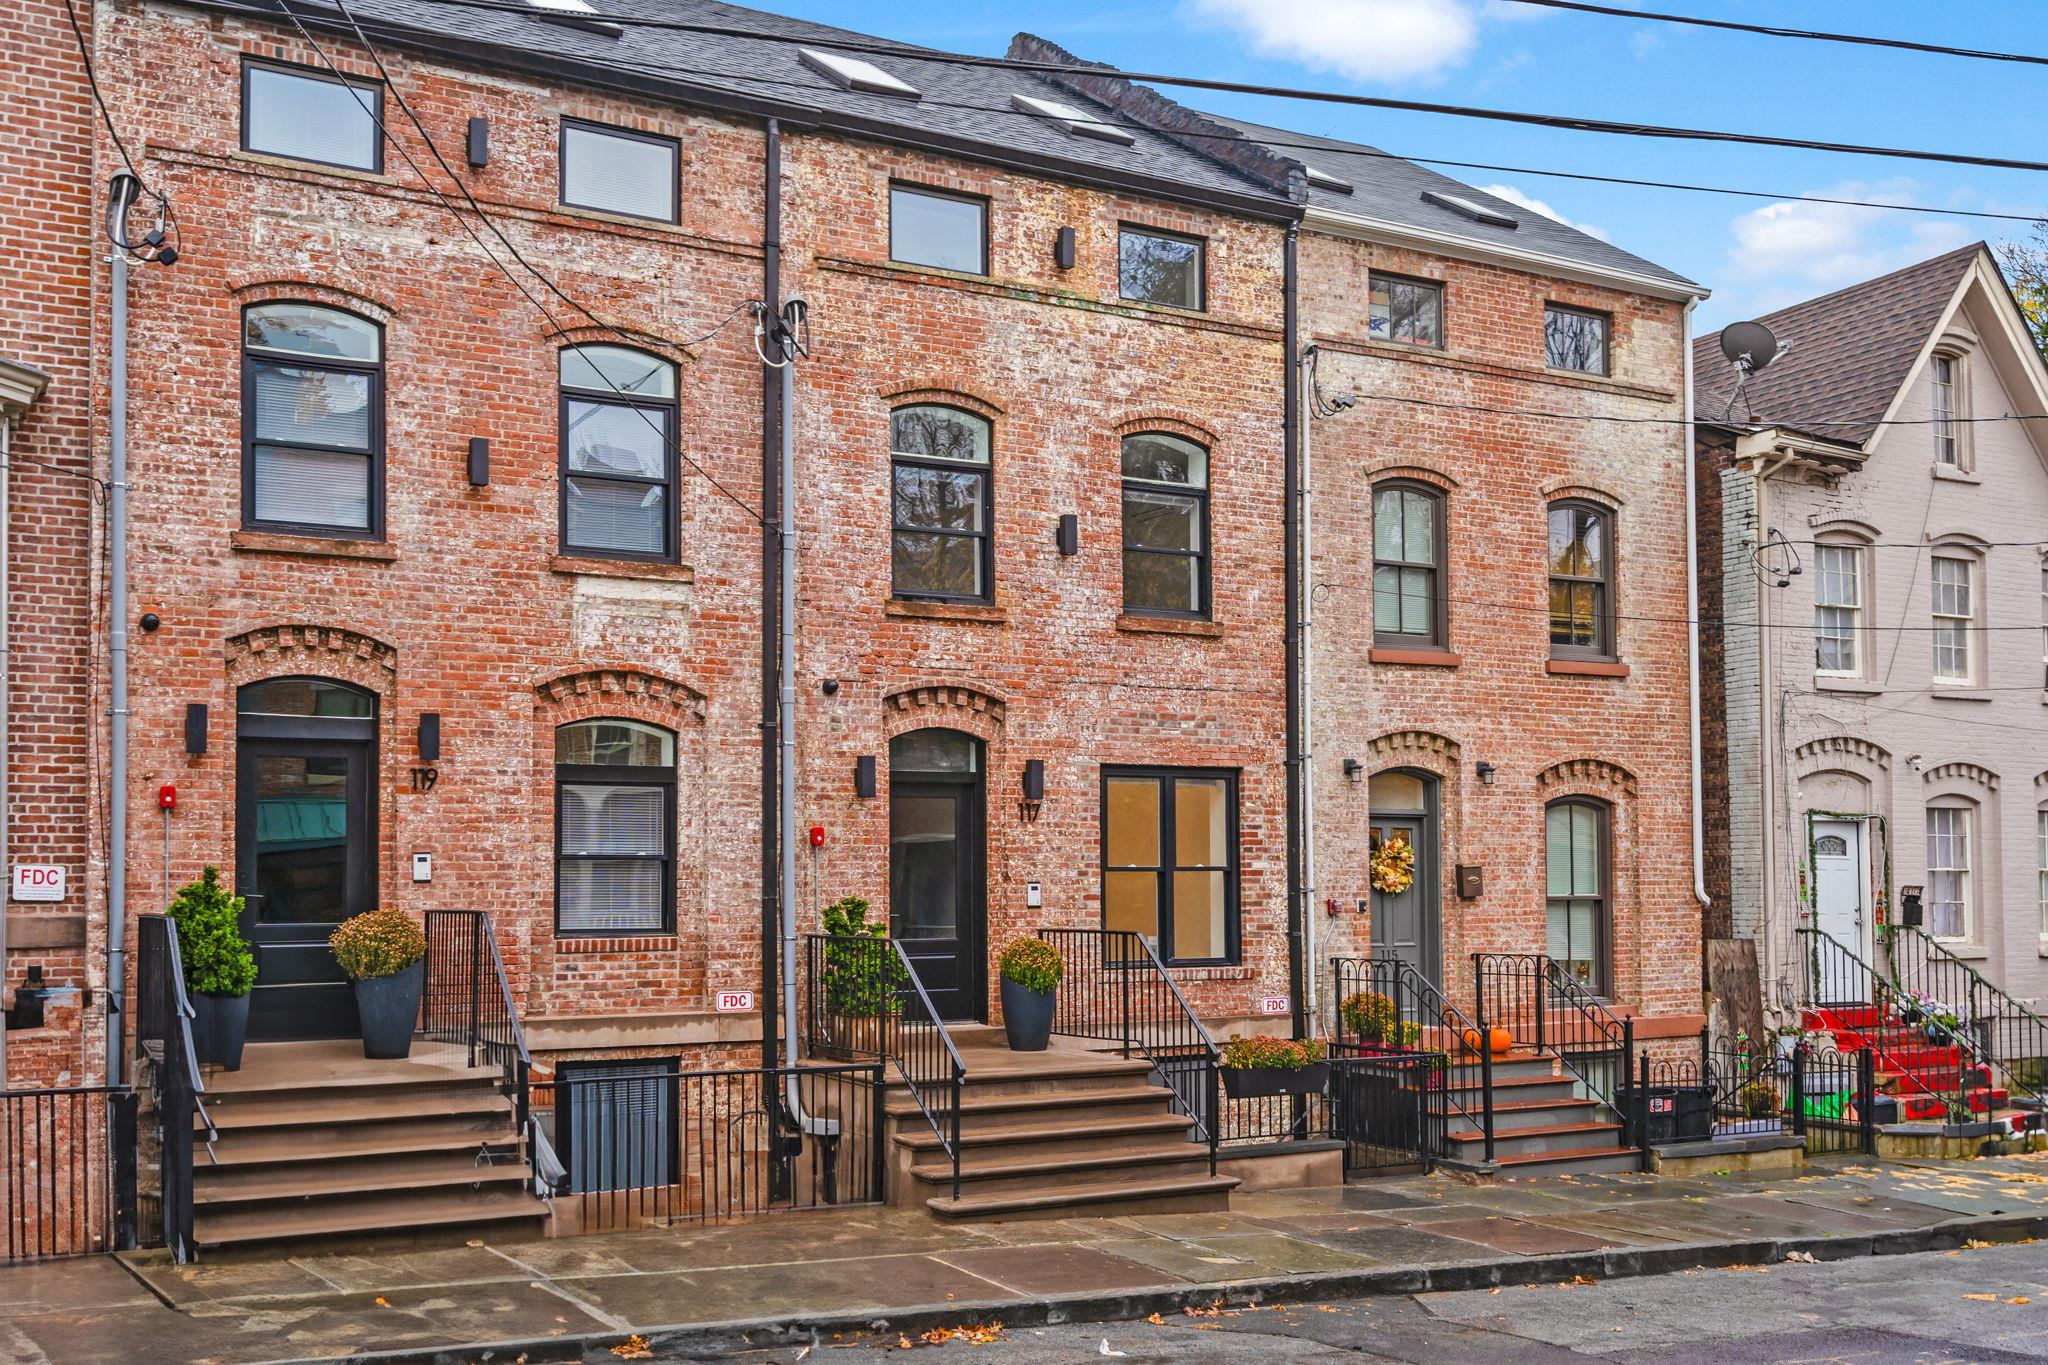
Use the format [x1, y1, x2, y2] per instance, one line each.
[799, 48, 921, 99]
[1010, 94, 1135, 145]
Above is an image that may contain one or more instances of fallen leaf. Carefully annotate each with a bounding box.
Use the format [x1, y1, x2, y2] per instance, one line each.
[611, 1337, 654, 1361]
[466, 1239, 485, 1247]
[373, 1297, 389, 1307]
[897, 1336, 914, 1351]
[1965, 1239, 1993, 1249]
[2011, 1298, 2033, 1305]
[1784, 1251, 1816, 1264]
[1488, 1288, 1501, 1296]
[1145, 1314, 1165, 1326]
[1964, 1294, 1999, 1302]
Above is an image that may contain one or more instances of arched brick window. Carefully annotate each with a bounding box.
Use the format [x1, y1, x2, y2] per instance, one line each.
[242, 301, 384, 536]
[555, 718, 676, 935]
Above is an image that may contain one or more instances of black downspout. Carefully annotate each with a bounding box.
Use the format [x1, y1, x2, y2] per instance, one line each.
[1282, 221, 1305, 1043]
[759, 118, 782, 1075]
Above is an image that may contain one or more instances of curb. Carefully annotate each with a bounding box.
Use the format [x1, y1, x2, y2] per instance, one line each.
[293, 1211, 2048, 1364]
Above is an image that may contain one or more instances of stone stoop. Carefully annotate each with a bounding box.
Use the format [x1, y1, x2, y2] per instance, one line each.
[884, 1035, 1238, 1221]
[1439, 1050, 1641, 1177]
[189, 1040, 546, 1252]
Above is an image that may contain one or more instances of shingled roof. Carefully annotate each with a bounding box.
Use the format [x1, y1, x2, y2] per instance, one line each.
[1693, 243, 1984, 445]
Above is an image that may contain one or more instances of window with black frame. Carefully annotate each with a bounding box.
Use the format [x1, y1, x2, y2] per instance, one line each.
[1371, 481, 1444, 648]
[242, 302, 384, 536]
[1118, 226, 1204, 310]
[559, 119, 678, 223]
[242, 61, 381, 172]
[1368, 275, 1442, 347]
[889, 184, 987, 274]
[1121, 432, 1210, 617]
[1544, 304, 1609, 374]
[890, 405, 992, 601]
[559, 345, 679, 560]
[1547, 501, 1614, 659]
[1102, 768, 1238, 965]
[556, 1058, 679, 1194]
[555, 718, 675, 936]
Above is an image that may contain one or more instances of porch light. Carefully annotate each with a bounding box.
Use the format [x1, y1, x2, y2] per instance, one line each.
[854, 755, 877, 799]
[1341, 759, 1363, 784]
[1476, 761, 1498, 786]
[1019, 759, 1045, 823]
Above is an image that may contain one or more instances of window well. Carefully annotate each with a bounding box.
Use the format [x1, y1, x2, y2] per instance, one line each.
[1010, 93, 1135, 145]
[799, 47, 921, 98]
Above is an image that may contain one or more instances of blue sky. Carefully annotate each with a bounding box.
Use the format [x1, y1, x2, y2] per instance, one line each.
[753, 1, 2048, 328]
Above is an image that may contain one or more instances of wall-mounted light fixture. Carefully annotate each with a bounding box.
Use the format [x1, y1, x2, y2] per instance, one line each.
[467, 437, 490, 487]
[466, 117, 490, 168]
[1056, 514, 1079, 557]
[1019, 759, 1046, 823]
[1475, 761, 1498, 786]
[1054, 225, 1076, 270]
[854, 754, 877, 799]
[1341, 758, 1363, 784]
[183, 703, 208, 756]
[418, 713, 441, 762]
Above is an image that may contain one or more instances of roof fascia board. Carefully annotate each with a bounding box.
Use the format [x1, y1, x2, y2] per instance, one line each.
[1303, 203, 1702, 303]
[1733, 424, 1867, 473]
[174, 1, 1300, 223]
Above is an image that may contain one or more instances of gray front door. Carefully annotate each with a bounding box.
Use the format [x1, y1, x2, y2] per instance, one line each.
[1367, 769, 1441, 991]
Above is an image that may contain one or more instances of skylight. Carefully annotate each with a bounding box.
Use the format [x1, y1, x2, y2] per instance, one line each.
[1010, 93, 1136, 146]
[525, 0, 623, 36]
[527, 0, 594, 11]
[1304, 165, 1353, 194]
[799, 48, 922, 99]
[1421, 189, 1518, 230]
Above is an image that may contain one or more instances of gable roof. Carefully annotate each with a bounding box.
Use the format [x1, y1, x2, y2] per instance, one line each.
[1210, 115, 1697, 294]
[1693, 243, 1984, 444]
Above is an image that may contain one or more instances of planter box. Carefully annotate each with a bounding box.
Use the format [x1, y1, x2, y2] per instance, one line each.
[1223, 1062, 1330, 1100]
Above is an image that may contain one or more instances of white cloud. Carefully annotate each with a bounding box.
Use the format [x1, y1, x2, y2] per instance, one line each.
[1475, 183, 1610, 241]
[1710, 182, 1977, 320]
[1188, 0, 1480, 83]
[1628, 27, 1664, 58]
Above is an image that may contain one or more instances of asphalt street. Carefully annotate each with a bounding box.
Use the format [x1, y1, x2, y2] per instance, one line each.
[706, 1240, 2048, 1364]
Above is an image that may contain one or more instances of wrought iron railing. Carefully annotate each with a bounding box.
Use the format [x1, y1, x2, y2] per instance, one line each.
[1330, 954, 1494, 1162]
[801, 934, 965, 1200]
[135, 914, 211, 1262]
[1798, 927, 1969, 1125]
[533, 1060, 885, 1233]
[1, 1086, 136, 1262]
[420, 910, 534, 1144]
[1036, 928, 1221, 1177]
[1886, 924, 2048, 1110]
[1330, 1049, 1448, 1174]
[1472, 953, 1640, 1159]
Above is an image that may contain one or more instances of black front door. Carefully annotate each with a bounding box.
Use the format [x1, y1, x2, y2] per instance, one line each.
[235, 678, 379, 1040]
[888, 730, 986, 1022]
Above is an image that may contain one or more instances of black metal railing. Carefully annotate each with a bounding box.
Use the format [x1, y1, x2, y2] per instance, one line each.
[1330, 1049, 1449, 1174]
[1216, 1085, 1330, 1147]
[532, 1060, 884, 1233]
[2, 1086, 135, 1262]
[420, 910, 534, 1144]
[135, 914, 210, 1262]
[1790, 1041, 1880, 1156]
[1330, 954, 1495, 1162]
[1798, 926, 1969, 1125]
[801, 934, 965, 1200]
[1037, 928, 1221, 1176]
[1472, 953, 1640, 1160]
[1886, 924, 2048, 1110]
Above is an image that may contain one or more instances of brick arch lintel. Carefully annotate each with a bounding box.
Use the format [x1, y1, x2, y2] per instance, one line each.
[1535, 757, 1637, 796]
[534, 667, 706, 721]
[1542, 481, 1625, 510]
[545, 323, 695, 362]
[1924, 761, 1998, 792]
[1794, 734, 1892, 772]
[878, 383, 1004, 419]
[884, 683, 1006, 727]
[1366, 729, 1461, 768]
[2035, 770, 2048, 790]
[1113, 414, 1220, 447]
[227, 277, 396, 325]
[226, 623, 397, 677]
[1363, 460, 1458, 490]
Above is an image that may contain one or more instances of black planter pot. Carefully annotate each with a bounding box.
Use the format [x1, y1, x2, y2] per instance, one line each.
[352, 960, 424, 1060]
[1000, 978, 1056, 1052]
[192, 991, 251, 1071]
[1222, 1061, 1330, 1100]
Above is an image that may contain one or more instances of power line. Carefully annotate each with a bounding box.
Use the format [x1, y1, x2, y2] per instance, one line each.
[61, 0, 146, 187]
[284, 0, 2048, 176]
[1492, 0, 2048, 70]
[1341, 388, 2048, 434]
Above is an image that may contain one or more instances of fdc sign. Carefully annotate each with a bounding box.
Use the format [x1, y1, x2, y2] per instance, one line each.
[11, 864, 66, 902]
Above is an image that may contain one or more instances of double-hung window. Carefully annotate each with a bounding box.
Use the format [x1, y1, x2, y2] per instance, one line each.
[555, 719, 675, 935]
[1932, 355, 1961, 465]
[1368, 275, 1443, 347]
[2037, 809, 2048, 937]
[1120, 433, 1209, 617]
[1814, 542, 1862, 675]
[1926, 805, 1971, 939]
[1931, 554, 1974, 683]
[559, 345, 678, 560]
[242, 302, 384, 536]
[242, 61, 381, 172]
[1545, 798, 1609, 994]
[1544, 304, 1609, 374]
[890, 405, 992, 601]
[560, 119, 678, 223]
[1548, 501, 1614, 660]
[1372, 482, 1443, 648]
[889, 185, 987, 275]
[1117, 226, 1204, 310]
[1102, 768, 1238, 965]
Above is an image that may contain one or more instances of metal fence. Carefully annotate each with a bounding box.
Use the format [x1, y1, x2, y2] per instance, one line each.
[1635, 1032, 1877, 1156]
[1, 1087, 135, 1262]
[1331, 1050, 1448, 1174]
[533, 1060, 885, 1234]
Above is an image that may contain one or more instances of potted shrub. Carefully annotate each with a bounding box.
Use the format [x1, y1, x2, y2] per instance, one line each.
[1739, 1078, 1782, 1120]
[1220, 1035, 1329, 1099]
[329, 908, 427, 1060]
[820, 896, 905, 1056]
[997, 937, 1062, 1052]
[1339, 991, 1423, 1050]
[166, 867, 257, 1071]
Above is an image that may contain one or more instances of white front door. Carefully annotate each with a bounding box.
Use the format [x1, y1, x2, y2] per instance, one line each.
[1812, 818, 1870, 1004]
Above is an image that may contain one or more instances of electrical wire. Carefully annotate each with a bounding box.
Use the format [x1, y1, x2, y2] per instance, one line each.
[269, 0, 766, 526]
[1490, 0, 2048, 70]
[1342, 388, 2048, 434]
[61, 0, 146, 187]
[264, 0, 2048, 176]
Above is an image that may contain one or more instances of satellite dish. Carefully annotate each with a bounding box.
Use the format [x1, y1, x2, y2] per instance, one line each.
[1721, 320, 1783, 373]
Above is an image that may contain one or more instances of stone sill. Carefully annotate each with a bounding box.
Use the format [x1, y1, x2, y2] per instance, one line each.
[547, 554, 694, 584]
[1117, 613, 1223, 638]
[554, 935, 679, 955]
[231, 530, 396, 562]
[1546, 658, 1631, 678]
[884, 598, 1008, 625]
[1368, 647, 1461, 668]
[1928, 687, 1993, 703]
[1813, 675, 1883, 695]
[1931, 464, 1983, 484]
[1166, 965, 1256, 983]
[524, 1008, 762, 1054]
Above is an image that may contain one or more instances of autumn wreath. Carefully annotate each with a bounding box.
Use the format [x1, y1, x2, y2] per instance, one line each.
[1370, 836, 1416, 895]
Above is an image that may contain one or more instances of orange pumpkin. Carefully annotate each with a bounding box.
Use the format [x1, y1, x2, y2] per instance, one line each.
[1460, 1027, 1485, 1056]
[1489, 1026, 1513, 1056]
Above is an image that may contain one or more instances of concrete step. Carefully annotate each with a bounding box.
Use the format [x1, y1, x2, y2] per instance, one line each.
[194, 1152, 530, 1206]
[883, 1083, 1176, 1132]
[199, 1119, 520, 1169]
[203, 1086, 511, 1133]
[1493, 1144, 1642, 1177]
[192, 1185, 546, 1249]
[1449, 1119, 1625, 1159]
[894, 1111, 1195, 1160]
[1443, 1097, 1603, 1135]
[926, 1173, 1238, 1222]
[909, 1143, 1211, 1196]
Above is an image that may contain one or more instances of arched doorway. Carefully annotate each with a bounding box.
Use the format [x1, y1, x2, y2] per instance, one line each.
[889, 728, 986, 1022]
[235, 676, 378, 1041]
[1368, 769, 1441, 987]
